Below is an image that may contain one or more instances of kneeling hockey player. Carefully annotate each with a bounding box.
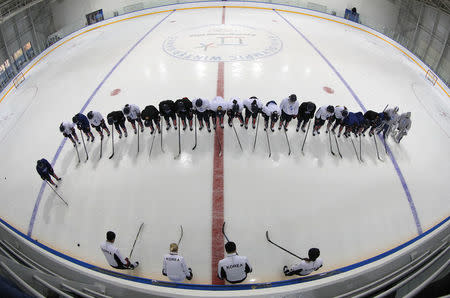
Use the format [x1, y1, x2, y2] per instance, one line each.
[217, 242, 252, 284]
[100, 231, 139, 270]
[283, 248, 323, 276]
[162, 243, 193, 282]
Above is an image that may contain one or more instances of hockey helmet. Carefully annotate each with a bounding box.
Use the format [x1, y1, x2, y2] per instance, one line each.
[177, 100, 185, 111]
[341, 109, 349, 118]
[59, 123, 65, 132]
[308, 248, 320, 261]
[87, 111, 93, 120]
[37, 160, 44, 169]
[249, 96, 258, 100]
[72, 115, 78, 123]
[225, 241, 236, 253]
[123, 105, 130, 115]
[251, 100, 258, 113]
[326, 105, 335, 113]
[195, 99, 203, 107]
[289, 94, 297, 102]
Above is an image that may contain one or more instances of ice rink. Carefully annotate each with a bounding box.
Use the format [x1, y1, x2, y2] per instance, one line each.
[0, 2, 449, 286]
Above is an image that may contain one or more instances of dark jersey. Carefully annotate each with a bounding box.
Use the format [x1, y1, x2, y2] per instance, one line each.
[36, 158, 52, 180]
[73, 113, 90, 130]
[159, 100, 175, 116]
[364, 110, 378, 123]
[298, 102, 316, 119]
[141, 105, 159, 120]
[174, 98, 193, 114]
[107, 111, 125, 125]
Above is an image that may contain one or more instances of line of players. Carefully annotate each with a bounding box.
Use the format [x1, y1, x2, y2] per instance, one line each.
[58, 94, 412, 150]
[100, 231, 323, 284]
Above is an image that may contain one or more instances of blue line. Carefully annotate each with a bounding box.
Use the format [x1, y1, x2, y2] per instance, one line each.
[275, 9, 423, 235]
[4, 215, 449, 290]
[27, 10, 175, 237]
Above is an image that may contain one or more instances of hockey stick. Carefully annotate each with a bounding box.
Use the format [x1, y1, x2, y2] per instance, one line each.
[73, 141, 81, 164]
[350, 136, 361, 162]
[174, 116, 181, 160]
[301, 120, 311, 153]
[79, 129, 89, 162]
[45, 181, 68, 206]
[160, 119, 165, 153]
[232, 122, 243, 151]
[266, 129, 271, 158]
[252, 114, 260, 152]
[334, 133, 342, 158]
[129, 223, 144, 258]
[108, 125, 115, 159]
[99, 134, 103, 159]
[192, 114, 197, 150]
[266, 231, 305, 261]
[359, 134, 364, 162]
[177, 225, 184, 246]
[284, 128, 291, 156]
[149, 133, 156, 159]
[222, 222, 230, 242]
[328, 130, 335, 156]
[137, 121, 140, 154]
[373, 134, 383, 161]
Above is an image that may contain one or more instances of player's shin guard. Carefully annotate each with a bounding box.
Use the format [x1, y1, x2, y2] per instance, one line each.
[252, 117, 257, 129]
[244, 116, 250, 129]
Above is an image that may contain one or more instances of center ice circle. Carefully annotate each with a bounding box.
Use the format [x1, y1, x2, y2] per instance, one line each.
[163, 24, 282, 62]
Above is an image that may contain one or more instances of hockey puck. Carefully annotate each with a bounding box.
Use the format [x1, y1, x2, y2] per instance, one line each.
[110, 88, 121, 96]
[323, 86, 334, 94]
[77, 243, 80, 247]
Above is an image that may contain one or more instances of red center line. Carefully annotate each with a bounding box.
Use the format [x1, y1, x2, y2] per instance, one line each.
[211, 6, 226, 285]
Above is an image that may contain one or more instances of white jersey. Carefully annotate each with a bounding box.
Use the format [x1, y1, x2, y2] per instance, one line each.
[193, 98, 210, 113]
[61, 121, 75, 135]
[397, 113, 411, 131]
[262, 101, 281, 117]
[334, 106, 347, 120]
[88, 111, 104, 127]
[279, 97, 299, 116]
[315, 106, 333, 120]
[123, 104, 141, 120]
[210, 96, 229, 112]
[218, 253, 252, 283]
[243, 98, 263, 112]
[385, 107, 399, 125]
[100, 241, 127, 268]
[228, 97, 244, 113]
[162, 253, 190, 282]
[287, 258, 323, 276]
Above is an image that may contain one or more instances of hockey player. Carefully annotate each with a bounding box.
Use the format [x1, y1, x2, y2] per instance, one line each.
[342, 111, 364, 138]
[107, 110, 128, 138]
[87, 111, 110, 140]
[227, 98, 244, 127]
[192, 98, 211, 132]
[36, 158, 61, 187]
[210, 96, 228, 130]
[312, 105, 334, 136]
[123, 104, 144, 134]
[100, 231, 139, 270]
[262, 101, 281, 132]
[174, 97, 194, 131]
[393, 112, 411, 143]
[243, 96, 263, 129]
[382, 106, 399, 139]
[361, 110, 379, 137]
[159, 100, 177, 130]
[283, 248, 323, 276]
[279, 94, 299, 131]
[296, 101, 316, 132]
[327, 106, 348, 134]
[162, 243, 193, 282]
[141, 105, 161, 134]
[59, 121, 80, 146]
[72, 113, 95, 142]
[217, 242, 252, 284]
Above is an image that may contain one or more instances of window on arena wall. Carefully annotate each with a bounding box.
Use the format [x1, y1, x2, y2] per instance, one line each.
[13, 48, 26, 70]
[3, 59, 14, 78]
[0, 63, 7, 88]
[23, 42, 34, 60]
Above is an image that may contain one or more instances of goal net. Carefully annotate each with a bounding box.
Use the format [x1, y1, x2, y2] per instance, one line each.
[425, 69, 437, 86]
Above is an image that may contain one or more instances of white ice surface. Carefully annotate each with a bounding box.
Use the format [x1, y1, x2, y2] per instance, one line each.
[0, 3, 448, 285]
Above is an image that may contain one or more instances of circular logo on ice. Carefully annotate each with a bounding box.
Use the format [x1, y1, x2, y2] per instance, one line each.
[163, 24, 282, 62]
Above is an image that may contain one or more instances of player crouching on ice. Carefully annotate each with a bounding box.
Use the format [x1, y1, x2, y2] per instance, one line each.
[59, 121, 80, 146]
[87, 111, 110, 140]
[107, 110, 128, 138]
[123, 104, 144, 134]
[218, 242, 252, 284]
[141, 105, 161, 135]
[100, 231, 139, 270]
[73, 113, 95, 142]
[36, 159, 61, 187]
[392, 112, 411, 143]
[162, 243, 193, 282]
[283, 248, 323, 276]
